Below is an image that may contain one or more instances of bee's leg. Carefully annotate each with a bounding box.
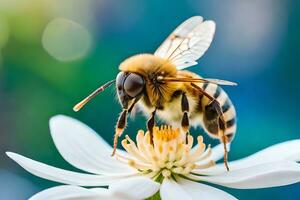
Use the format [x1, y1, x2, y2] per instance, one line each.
[147, 108, 156, 145]
[128, 97, 139, 113]
[181, 93, 190, 143]
[191, 83, 230, 171]
[112, 109, 128, 156]
[209, 99, 230, 171]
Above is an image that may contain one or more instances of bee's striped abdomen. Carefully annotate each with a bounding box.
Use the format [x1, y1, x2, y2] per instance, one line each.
[201, 83, 237, 142]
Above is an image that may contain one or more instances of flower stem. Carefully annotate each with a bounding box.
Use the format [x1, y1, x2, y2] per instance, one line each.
[147, 174, 163, 200]
[147, 191, 161, 200]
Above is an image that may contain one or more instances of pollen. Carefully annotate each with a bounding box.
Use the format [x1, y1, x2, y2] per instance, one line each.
[117, 125, 214, 180]
[128, 160, 135, 167]
[153, 125, 180, 142]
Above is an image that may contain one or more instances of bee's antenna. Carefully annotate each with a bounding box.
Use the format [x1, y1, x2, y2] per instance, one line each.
[73, 80, 116, 112]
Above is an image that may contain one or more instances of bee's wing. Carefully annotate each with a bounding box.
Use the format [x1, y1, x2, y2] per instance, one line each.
[154, 16, 215, 70]
[203, 78, 237, 86]
[159, 77, 237, 86]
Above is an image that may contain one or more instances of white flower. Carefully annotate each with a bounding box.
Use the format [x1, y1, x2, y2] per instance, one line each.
[6, 115, 300, 200]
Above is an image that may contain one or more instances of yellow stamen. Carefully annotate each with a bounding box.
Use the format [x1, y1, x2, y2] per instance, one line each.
[120, 125, 215, 180]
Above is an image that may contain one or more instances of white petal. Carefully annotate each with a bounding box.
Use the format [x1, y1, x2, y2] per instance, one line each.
[109, 176, 160, 200]
[6, 152, 134, 186]
[196, 139, 300, 175]
[231, 139, 300, 164]
[177, 177, 237, 200]
[200, 161, 300, 189]
[160, 178, 192, 200]
[193, 143, 230, 164]
[209, 143, 230, 162]
[50, 115, 133, 174]
[30, 185, 111, 200]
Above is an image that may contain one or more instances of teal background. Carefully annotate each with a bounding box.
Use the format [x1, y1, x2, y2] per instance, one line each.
[0, 0, 299, 199]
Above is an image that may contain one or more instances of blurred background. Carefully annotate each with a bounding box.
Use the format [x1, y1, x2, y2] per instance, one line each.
[0, 0, 299, 199]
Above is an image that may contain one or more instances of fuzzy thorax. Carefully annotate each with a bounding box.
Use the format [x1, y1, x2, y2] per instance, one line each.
[117, 126, 215, 179]
[119, 54, 177, 77]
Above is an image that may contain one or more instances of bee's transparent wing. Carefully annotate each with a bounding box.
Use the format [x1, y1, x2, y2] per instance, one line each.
[154, 16, 215, 70]
[158, 77, 237, 86]
[204, 78, 237, 86]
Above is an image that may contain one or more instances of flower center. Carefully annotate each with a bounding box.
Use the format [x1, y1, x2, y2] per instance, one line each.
[117, 126, 215, 180]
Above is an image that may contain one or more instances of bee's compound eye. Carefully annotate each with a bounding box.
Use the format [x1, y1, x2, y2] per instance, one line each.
[116, 72, 126, 91]
[124, 73, 144, 97]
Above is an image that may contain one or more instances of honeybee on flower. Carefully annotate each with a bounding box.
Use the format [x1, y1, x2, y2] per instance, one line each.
[73, 16, 237, 170]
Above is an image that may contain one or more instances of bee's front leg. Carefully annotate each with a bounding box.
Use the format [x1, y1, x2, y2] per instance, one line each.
[181, 93, 190, 143]
[147, 109, 156, 145]
[112, 109, 128, 156]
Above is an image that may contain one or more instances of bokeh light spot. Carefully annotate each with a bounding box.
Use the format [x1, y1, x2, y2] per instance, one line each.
[42, 18, 91, 61]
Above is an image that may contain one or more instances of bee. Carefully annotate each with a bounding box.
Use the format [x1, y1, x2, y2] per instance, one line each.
[74, 16, 237, 170]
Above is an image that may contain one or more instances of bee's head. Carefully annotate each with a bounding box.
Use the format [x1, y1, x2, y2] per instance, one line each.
[116, 71, 145, 108]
